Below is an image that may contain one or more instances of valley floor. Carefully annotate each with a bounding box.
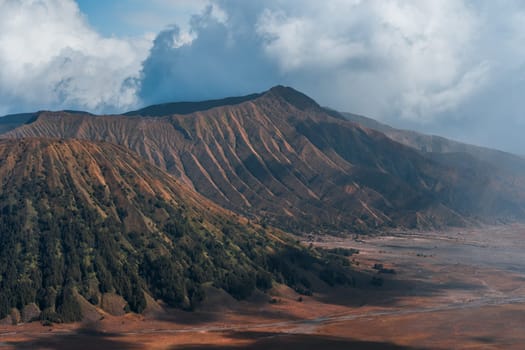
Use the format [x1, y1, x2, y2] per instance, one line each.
[2, 224, 525, 349]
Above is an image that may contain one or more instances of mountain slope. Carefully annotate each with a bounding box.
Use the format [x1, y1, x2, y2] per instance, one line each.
[0, 113, 37, 134]
[341, 112, 525, 176]
[124, 92, 262, 116]
[0, 138, 352, 322]
[4, 86, 525, 233]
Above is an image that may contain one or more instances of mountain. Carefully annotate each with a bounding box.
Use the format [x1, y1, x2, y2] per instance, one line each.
[3, 86, 525, 233]
[124, 93, 262, 117]
[0, 113, 37, 134]
[0, 111, 90, 135]
[0, 138, 352, 323]
[341, 112, 525, 180]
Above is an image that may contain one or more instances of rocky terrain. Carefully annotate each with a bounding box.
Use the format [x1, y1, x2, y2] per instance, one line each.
[4, 86, 525, 234]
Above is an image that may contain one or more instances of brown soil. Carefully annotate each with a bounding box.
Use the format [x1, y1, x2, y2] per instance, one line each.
[2, 224, 525, 349]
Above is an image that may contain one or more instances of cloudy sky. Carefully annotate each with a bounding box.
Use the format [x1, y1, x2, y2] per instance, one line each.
[0, 1, 524, 153]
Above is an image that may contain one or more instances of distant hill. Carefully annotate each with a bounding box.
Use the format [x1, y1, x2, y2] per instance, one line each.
[0, 138, 352, 322]
[5, 86, 525, 233]
[341, 111, 525, 177]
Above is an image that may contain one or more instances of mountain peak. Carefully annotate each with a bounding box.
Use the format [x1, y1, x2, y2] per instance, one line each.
[123, 86, 321, 117]
[265, 85, 320, 111]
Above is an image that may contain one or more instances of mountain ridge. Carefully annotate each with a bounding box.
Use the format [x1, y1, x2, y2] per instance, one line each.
[341, 112, 525, 176]
[124, 86, 323, 117]
[4, 87, 525, 233]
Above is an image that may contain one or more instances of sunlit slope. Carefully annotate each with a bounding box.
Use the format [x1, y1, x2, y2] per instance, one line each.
[5, 86, 525, 233]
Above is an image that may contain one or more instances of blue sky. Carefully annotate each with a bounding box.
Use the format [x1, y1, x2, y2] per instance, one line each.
[77, 1, 133, 35]
[77, 0, 206, 36]
[1, 1, 525, 153]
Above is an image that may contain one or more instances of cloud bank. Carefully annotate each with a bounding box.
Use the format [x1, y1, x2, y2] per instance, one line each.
[139, 4, 277, 104]
[136, 0, 525, 152]
[0, 0, 150, 114]
[1, 1, 525, 152]
[137, 1, 524, 121]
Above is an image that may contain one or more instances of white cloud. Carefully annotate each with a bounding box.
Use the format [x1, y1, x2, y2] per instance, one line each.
[257, 8, 367, 70]
[136, 0, 525, 129]
[399, 61, 491, 121]
[0, 0, 151, 114]
[254, 0, 491, 121]
[3, 0, 525, 153]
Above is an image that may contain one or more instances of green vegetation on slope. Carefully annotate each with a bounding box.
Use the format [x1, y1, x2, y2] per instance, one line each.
[0, 138, 353, 322]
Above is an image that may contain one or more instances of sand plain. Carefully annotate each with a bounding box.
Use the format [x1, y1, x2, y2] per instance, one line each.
[2, 224, 525, 349]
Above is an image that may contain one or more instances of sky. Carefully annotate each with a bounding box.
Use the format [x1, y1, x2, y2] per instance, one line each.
[0, 0, 524, 154]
